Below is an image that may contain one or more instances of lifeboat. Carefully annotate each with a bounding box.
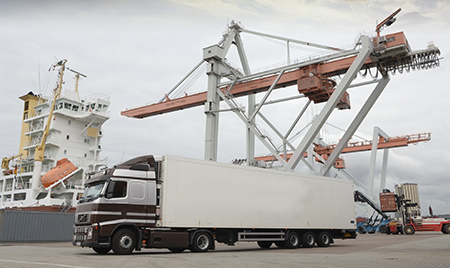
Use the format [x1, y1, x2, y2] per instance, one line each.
[41, 158, 77, 188]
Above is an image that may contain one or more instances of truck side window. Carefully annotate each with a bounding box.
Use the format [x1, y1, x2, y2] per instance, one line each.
[106, 181, 128, 198]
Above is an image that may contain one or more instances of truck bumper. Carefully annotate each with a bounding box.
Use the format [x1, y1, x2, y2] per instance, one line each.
[73, 225, 110, 248]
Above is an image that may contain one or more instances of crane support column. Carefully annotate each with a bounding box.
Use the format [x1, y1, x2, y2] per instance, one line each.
[286, 36, 372, 171]
[234, 32, 255, 165]
[204, 59, 221, 161]
[319, 76, 390, 176]
[368, 127, 390, 196]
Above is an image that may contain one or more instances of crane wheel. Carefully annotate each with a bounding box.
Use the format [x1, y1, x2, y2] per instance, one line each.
[442, 224, 450, 234]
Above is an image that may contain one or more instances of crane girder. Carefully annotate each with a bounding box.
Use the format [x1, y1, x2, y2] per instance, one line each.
[254, 132, 431, 166]
[121, 31, 434, 119]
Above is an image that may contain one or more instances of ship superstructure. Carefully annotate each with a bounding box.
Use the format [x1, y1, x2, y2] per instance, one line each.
[1, 60, 110, 210]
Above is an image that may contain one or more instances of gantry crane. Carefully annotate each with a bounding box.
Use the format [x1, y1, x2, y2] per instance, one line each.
[121, 9, 440, 178]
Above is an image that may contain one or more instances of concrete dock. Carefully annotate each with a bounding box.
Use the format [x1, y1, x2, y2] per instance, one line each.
[0, 233, 449, 268]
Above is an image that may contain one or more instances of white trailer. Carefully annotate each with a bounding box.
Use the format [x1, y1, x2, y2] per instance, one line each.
[73, 155, 357, 254]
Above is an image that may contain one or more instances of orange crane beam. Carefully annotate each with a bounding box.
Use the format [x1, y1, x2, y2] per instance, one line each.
[255, 133, 431, 165]
[121, 31, 411, 119]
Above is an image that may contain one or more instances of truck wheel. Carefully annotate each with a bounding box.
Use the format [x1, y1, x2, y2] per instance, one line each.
[404, 225, 415, 235]
[190, 232, 211, 252]
[285, 232, 300, 249]
[379, 225, 387, 234]
[300, 232, 315, 248]
[111, 228, 135, 255]
[92, 247, 111, 254]
[316, 231, 331, 247]
[257, 241, 272, 249]
[442, 224, 450, 234]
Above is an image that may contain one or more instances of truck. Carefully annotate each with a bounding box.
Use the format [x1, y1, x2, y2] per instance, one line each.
[72, 155, 357, 254]
[379, 184, 450, 235]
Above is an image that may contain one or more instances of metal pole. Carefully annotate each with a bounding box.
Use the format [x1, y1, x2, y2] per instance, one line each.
[319, 77, 391, 176]
[286, 36, 372, 171]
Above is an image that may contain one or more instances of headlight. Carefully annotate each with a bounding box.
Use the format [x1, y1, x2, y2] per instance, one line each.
[87, 227, 93, 239]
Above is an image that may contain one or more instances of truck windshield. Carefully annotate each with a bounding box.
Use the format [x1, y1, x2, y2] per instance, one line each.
[79, 181, 106, 203]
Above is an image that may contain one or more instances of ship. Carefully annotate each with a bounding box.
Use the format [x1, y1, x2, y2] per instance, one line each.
[0, 59, 110, 211]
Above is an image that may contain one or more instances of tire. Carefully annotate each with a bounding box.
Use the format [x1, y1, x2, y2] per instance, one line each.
[300, 232, 315, 248]
[274, 241, 286, 248]
[190, 232, 211, 252]
[442, 224, 450, 234]
[285, 232, 300, 249]
[316, 231, 331, 247]
[257, 241, 272, 249]
[168, 248, 186, 253]
[92, 247, 111, 254]
[111, 228, 135, 255]
[379, 225, 387, 234]
[404, 225, 415, 235]
[358, 226, 366, 234]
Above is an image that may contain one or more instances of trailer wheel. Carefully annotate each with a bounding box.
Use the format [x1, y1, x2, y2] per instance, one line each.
[404, 225, 415, 235]
[316, 231, 331, 247]
[190, 232, 211, 252]
[257, 241, 272, 249]
[285, 232, 300, 249]
[300, 232, 315, 248]
[92, 247, 111, 254]
[274, 241, 286, 248]
[111, 228, 135, 255]
[442, 224, 450, 234]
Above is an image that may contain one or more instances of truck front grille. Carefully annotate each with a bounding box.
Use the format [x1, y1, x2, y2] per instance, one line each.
[76, 213, 89, 223]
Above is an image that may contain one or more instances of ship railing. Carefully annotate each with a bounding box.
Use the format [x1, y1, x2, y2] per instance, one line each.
[83, 93, 110, 103]
[24, 134, 60, 148]
[65, 183, 84, 190]
[27, 123, 45, 133]
[5, 184, 13, 191]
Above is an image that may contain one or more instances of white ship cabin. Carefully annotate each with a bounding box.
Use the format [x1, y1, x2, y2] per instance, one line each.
[1, 89, 110, 209]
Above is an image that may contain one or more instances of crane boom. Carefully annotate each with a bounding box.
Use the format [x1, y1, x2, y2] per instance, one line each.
[34, 60, 66, 162]
[254, 132, 431, 163]
[121, 30, 438, 119]
[31, 59, 67, 196]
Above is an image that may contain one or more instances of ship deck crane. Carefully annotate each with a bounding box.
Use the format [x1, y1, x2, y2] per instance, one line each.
[31, 60, 86, 195]
[121, 10, 440, 178]
[1, 154, 23, 175]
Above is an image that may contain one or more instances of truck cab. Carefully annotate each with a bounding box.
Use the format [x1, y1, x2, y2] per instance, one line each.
[73, 155, 159, 254]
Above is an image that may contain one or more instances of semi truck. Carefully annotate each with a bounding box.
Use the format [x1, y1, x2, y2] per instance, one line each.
[72, 155, 357, 254]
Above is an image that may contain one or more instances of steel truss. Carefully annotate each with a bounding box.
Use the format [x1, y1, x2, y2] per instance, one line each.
[202, 22, 394, 176]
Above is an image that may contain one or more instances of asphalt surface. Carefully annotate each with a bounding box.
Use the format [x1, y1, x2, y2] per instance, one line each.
[0, 233, 449, 268]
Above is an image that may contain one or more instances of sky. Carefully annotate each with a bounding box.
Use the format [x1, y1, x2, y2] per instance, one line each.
[1, 0, 449, 216]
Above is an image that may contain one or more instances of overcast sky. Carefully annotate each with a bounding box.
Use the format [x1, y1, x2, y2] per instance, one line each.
[1, 0, 449, 215]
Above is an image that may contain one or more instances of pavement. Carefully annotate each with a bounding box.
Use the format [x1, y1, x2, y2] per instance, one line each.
[0, 232, 449, 268]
